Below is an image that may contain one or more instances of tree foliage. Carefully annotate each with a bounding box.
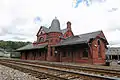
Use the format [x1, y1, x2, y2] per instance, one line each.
[0, 40, 31, 51]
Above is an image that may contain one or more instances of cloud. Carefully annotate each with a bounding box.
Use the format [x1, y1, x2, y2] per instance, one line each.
[34, 16, 42, 24]
[12, 36, 26, 40]
[0, 17, 30, 36]
[0, 0, 120, 46]
[11, 18, 29, 26]
[0, 27, 9, 36]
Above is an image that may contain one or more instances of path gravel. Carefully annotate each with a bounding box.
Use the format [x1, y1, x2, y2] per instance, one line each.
[0, 64, 40, 80]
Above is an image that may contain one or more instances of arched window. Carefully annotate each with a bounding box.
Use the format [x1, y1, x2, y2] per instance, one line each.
[98, 39, 101, 57]
[68, 51, 71, 57]
[39, 37, 44, 42]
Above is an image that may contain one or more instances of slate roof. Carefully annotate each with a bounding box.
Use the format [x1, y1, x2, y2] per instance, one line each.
[106, 47, 120, 55]
[48, 18, 61, 33]
[55, 30, 107, 46]
[16, 44, 47, 51]
[42, 26, 49, 33]
[37, 18, 68, 35]
[36, 26, 49, 36]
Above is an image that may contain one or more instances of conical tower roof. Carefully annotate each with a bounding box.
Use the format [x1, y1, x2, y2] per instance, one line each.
[48, 17, 61, 33]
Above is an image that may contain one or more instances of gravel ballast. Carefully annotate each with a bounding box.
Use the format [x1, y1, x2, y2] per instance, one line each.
[0, 64, 40, 80]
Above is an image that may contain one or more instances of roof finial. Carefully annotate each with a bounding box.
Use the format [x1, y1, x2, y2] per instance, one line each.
[55, 16, 57, 19]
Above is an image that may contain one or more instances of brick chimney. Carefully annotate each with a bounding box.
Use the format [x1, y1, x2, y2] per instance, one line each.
[67, 21, 71, 30]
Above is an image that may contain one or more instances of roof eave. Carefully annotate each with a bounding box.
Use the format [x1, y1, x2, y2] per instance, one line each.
[54, 41, 87, 47]
[15, 48, 41, 52]
[15, 44, 48, 52]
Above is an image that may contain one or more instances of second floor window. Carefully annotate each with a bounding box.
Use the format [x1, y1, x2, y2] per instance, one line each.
[39, 37, 44, 42]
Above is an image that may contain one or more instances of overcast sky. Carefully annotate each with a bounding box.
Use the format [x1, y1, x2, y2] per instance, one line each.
[0, 0, 120, 47]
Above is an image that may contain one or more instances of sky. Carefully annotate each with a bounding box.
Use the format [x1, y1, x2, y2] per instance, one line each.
[0, 0, 120, 47]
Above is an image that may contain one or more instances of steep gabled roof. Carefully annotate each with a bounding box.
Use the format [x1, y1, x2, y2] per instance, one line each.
[36, 26, 49, 36]
[55, 30, 108, 46]
[16, 44, 47, 51]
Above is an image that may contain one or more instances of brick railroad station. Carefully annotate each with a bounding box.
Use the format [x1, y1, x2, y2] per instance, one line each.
[16, 18, 109, 64]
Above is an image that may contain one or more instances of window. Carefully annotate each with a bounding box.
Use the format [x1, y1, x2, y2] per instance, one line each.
[37, 51, 41, 57]
[62, 51, 66, 57]
[83, 48, 88, 57]
[33, 51, 36, 58]
[98, 40, 101, 57]
[39, 52, 41, 56]
[36, 50, 41, 57]
[50, 47, 53, 56]
[68, 51, 71, 57]
[39, 37, 44, 42]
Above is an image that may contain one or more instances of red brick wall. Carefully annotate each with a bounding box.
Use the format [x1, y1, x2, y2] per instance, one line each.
[21, 27, 106, 65]
[35, 52, 46, 61]
[47, 32, 62, 61]
[26, 52, 34, 60]
[48, 32, 62, 45]
[37, 33, 48, 43]
[47, 46, 60, 62]
[63, 30, 73, 38]
[73, 49, 91, 64]
[58, 46, 92, 64]
[21, 50, 47, 61]
[21, 38, 106, 64]
[91, 38, 105, 64]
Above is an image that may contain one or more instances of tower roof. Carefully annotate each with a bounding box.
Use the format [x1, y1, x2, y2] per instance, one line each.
[48, 17, 61, 33]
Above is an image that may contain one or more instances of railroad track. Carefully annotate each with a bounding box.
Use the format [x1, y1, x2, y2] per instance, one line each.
[1, 58, 120, 78]
[0, 59, 119, 80]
